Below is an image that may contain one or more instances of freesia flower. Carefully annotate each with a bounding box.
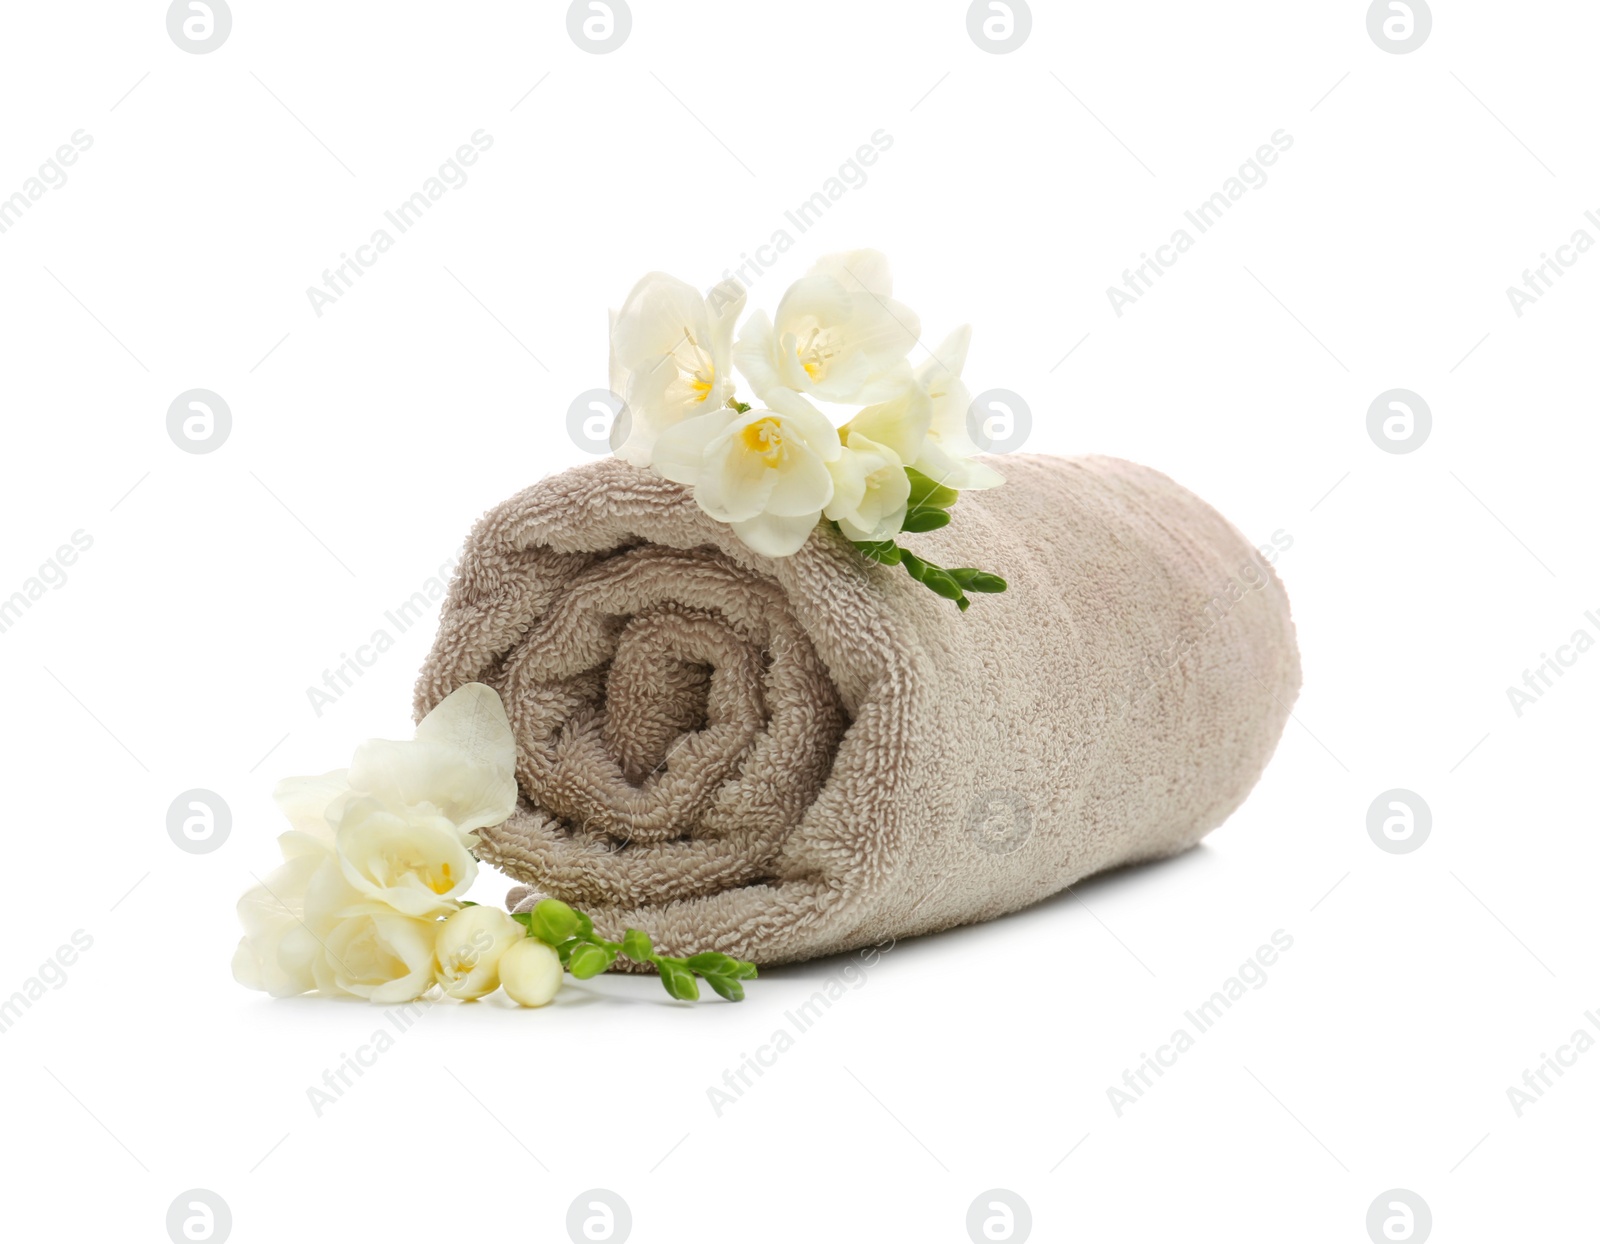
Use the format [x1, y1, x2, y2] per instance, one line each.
[652, 388, 842, 556]
[733, 249, 920, 406]
[610, 272, 746, 467]
[343, 681, 520, 839]
[435, 905, 524, 1001]
[314, 908, 441, 1003]
[232, 776, 376, 998]
[272, 770, 356, 840]
[232, 684, 521, 999]
[839, 372, 933, 466]
[905, 326, 1004, 491]
[825, 434, 913, 542]
[231, 829, 340, 998]
[334, 797, 478, 918]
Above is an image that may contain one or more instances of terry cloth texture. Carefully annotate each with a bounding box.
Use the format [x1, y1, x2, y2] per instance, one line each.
[414, 454, 1300, 965]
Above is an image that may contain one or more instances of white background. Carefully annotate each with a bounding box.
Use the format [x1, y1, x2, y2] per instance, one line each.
[2, 1, 1595, 1241]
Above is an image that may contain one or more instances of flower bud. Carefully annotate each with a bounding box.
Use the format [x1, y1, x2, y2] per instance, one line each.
[499, 938, 564, 1007]
[435, 905, 522, 1001]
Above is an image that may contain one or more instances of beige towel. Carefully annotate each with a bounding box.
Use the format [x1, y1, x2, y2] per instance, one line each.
[414, 453, 1300, 965]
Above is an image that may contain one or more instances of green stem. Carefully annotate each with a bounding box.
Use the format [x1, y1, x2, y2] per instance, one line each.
[518, 900, 757, 1002]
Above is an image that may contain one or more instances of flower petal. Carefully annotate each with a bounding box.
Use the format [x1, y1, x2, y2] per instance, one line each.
[764, 389, 844, 460]
[810, 249, 894, 297]
[823, 441, 870, 520]
[765, 443, 835, 517]
[612, 272, 709, 367]
[827, 433, 911, 542]
[773, 274, 853, 331]
[345, 684, 518, 835]
[334, 797, 478, 917]
[913, 438, 1006, 491]
[730, 509, 823, 557]
[838, 295, 921, 371]
[699, 431, 775, 522]
[272, 770, 350, 840]
[733, 311, 784, 400]
[917, 325, 972, 389]
[652, 407, 734, 484]
[846, 382, 932, 466]
[706, 277, 747, 369]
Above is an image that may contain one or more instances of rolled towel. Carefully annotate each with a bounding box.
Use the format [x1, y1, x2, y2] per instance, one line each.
[414, 453, 1300, 965]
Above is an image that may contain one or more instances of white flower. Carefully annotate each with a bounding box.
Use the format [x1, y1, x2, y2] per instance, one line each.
[271, 684, 516, 920]
[234, 684, 521, 999]
[733, 249, 920, 406]
[434, 905, 524, 1001]
[271, 770, 354, 841]
[334, 797, 478, 918]
[233, 772, 377, 998]
[653, 388, 842, 556]
[905, 326, 1004, 491]
[230, 830, 340, 998]
[610, 272, 746, 467]
[314, 908, 440, 1003]
[344, 681, 519, 839]
[498, 938, 564, 1008]
[825, 434, 912, 542]
[839, 372, 931, 465]
[823, 375, 939, 543]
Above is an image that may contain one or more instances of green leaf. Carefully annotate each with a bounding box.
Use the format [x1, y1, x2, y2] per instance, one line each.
[703, 974, 745, 1002]
[730, 961, 760, 980]
[905, 467, 959, 510]
[900, 551, 929, 581]
[457, 900, 479, 907]
[529, 899, 581, 945]
[511, 911, 534, 932]
[621, 928, 654, 962]
[568, 943, 615, 979]
[659, 962, 700, 1001]
[899, 508, 951, 534]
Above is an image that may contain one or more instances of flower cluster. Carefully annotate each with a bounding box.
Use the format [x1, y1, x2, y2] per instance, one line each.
[609, 250, 1007, 607]
[232, 684, 756, 1007]
[230, 684, 557, 1005]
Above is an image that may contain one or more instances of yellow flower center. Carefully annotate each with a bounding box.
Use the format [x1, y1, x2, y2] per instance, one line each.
[740, 418, 785, 465]
[672, 328, 716, 405]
